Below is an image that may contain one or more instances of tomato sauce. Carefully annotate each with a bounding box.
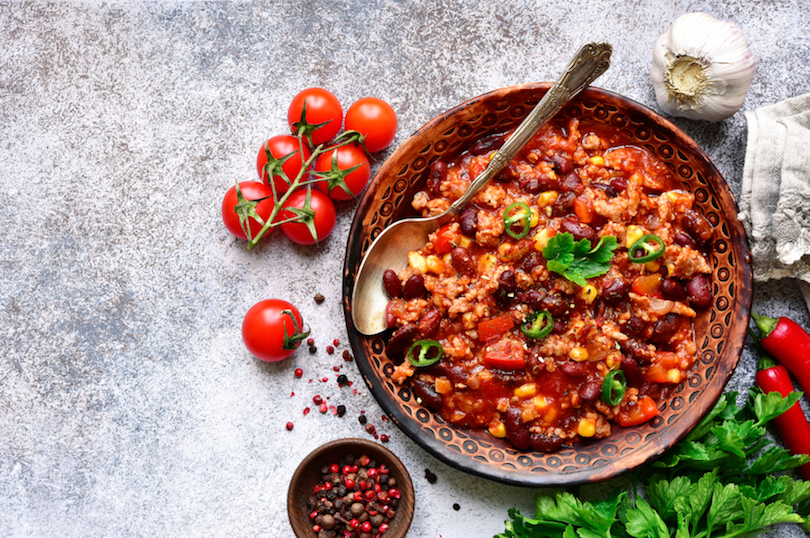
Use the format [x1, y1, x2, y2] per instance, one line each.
[383, 117, 714, 452]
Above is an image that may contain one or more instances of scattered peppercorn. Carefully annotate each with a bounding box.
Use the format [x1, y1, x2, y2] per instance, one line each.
[365, 424, 376, 435]
[307, 337, 315, 346]
[294, 368, 303, 378]
[313, 395, 323, 405]
[326, 345, 335, 355]
[314, 293, 325, 304]
[453, 503, 460, 511]
[343, 350, 353, 362]
[308, 345, 317, 354]
[286, 422, 294, 431]
[337, 405, 346, 417]
[380, 434, 389, 443]
[319, 403, 328, 414]
[359, 415, 367, 425]
[337, 374, 349, 387]
[425, 469, 437, 484]
[333, 338, 340, 346]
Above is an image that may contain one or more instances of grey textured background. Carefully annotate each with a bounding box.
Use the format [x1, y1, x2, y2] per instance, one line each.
[1, 1, 809, 537]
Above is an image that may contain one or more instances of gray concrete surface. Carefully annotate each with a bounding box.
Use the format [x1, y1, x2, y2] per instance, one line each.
[1, 1, 809, 537]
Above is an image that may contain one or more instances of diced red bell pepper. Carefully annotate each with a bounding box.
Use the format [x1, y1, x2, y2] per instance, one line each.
[478, 314, 514, 342]
[617, 396, 659, 427]
[483, 338, 525, 370]
[433, 224, 457, 255]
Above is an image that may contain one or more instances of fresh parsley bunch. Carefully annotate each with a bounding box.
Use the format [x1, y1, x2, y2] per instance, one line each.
[497, 390, 810, 538]
[543, 232, 619, 286]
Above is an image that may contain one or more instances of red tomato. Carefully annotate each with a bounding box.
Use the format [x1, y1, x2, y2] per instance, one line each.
[314, 144, 371, 201]
[478, 314, 515, 342]
[433, 224, 458, 255]
[221, 181, 275, 241]
[256, 135, 311, 194]
[617, 396, 659, 427]
[344, 97, 397, 153]
[279, 188, 337, 245]
[242, 299, 308, 362]
[287, 88, 343, 146]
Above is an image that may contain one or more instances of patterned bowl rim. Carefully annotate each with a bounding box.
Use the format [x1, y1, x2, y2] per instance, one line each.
[342, 83, 753, 486]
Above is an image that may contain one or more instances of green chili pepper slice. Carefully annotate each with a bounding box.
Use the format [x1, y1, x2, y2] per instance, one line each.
[601, 370, 627, 406]
[503, 202, 532, 240]
[407, 339, 444, 367]
[628, 234, 666, 263]
[520, 310, 554, 339]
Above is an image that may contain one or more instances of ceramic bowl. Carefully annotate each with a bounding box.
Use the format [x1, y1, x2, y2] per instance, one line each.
[287, 438, 415, 538]
[342, 83, 752, 486]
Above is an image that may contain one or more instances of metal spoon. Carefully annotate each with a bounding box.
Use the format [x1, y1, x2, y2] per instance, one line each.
[351, 42, 612, 336]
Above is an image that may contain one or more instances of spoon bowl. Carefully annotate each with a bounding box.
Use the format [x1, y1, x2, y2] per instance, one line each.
[350, 43, 612, 335]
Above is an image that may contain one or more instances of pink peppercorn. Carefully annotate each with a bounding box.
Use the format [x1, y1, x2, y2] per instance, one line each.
[367, 468, 377, 479]
[379, 522, 389, 533]
[342, 465, 352, 475]
[330, 463, 340, 473]
[344, 478, 355, 490]
[361, 521, 372, 533]
[319, 403, 328, 413]
[285, 422, 294, 431]
[307, 338, 315, 346]
[294, 368, 303, 378]
[349, 518, 360, 529]
[326, 345, 335, 354]
[312, 524, 321, 533]
[313, 395, 323, 405]
[380, 434, 389, 443]
[333, 338, 340, 346]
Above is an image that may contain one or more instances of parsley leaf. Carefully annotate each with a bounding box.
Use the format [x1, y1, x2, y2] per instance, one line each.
[543, 232, 619, 286]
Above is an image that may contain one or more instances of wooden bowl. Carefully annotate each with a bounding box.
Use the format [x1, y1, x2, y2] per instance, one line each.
[342, 83, 752, 486]
[287, 438, 415, 538]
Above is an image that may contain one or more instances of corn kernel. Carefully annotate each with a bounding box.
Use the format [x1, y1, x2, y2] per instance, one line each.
[532, 396, 547, 410]
[479, 253, 498, 274]
[570, 346, 589, 362]
[462, 312, 476, 330]
[667, 368, 682, 384]
[408, 251, 427, 273]
[529, 207, 540, 227]
[577, 417, 596, 438]
[645, 260, 661, 272]
[579, 284, 598, 304]
[534, 228, 552, 251]
[514, 383, 538, 398]
[626, 225, 644, 249]
[434, 378, 453, 395]
[537, 191, 558, 208]
[488, 422, 507, 438]
[590, 156, 604, 166]
[543, 407, 558, 424]
[458, 236, 472, 249]
[605, 350, 621, 370]
[497, 242, 515, 261]
[426, 254, 444, 274]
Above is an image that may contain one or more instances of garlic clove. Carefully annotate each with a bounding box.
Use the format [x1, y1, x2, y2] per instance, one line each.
[650, 12, 756, 122]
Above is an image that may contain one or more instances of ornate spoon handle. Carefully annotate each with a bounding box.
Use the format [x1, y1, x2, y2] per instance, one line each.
[448, 42, 612, 213]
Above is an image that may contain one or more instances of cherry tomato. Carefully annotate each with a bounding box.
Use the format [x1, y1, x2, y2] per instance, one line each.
[242, 299, 309, 362]
[279, 188, 337, 245]
[287, 88, 343, 146]
[345, 97, 397, 153]
[256, 135, 311, 194]
[221, 181, 275, 241]
[314, 144, 371, 201]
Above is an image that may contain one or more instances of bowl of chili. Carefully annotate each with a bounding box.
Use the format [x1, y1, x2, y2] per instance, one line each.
[342, 83, 753, 486]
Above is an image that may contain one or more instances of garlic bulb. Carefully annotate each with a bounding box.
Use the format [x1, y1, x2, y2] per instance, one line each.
[651, 12, 756, 121]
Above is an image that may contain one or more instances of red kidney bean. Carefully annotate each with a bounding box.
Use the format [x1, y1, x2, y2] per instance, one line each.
[602, 277, 630, 303]
[550, 191, 576, 217]
[591, 182, 618, 198]
[620, 355, 643, 386]
[426, 161, 446, 197]
[560, 172, 584, 193]
[686, 274, 712, 309]
[551, 154, 573, 175]
[520, 288, 546, 310]
[382, 269, 402, 298]
[673, 231, 696, 249]
[402, 274, 427, 300]
[661, 277, 687, 302]
[653, 313, 681, 344]
[683, 209, 713, 247]
[386, 324, 418, 360]
[470, 135, 504, 156]
[517, 176, 543, 194]
[609, 177, 627, 192]
[559, 218, 596, 243]
[620, 339, 655, 366]
[504, 407, 531, 450]
[451, 246, 476, 276]
[518, 251, 544, 273]
[497, 270, 517, 296]
[530, 432, 564, 452]
[444, 365, 469, 385]
[540, 292, 569, 317]
[559, 361, 588, 377]
[418, 309, 441, 337]
[458, 206, 478, 237]
[579, 380, 601, 401]
[623, 316, 647, 338]
[410, 378, 443, 410]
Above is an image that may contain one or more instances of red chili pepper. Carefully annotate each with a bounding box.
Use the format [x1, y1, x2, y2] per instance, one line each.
[752, 312, 810, 395]
[754, 355, 810, 480]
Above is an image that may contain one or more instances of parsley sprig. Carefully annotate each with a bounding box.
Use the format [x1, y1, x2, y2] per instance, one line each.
[542, 232, 619, 286]
[497, 390, 810, 538]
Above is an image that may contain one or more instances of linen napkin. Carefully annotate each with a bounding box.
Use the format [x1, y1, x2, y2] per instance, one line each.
[738, 93, 810, 309]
